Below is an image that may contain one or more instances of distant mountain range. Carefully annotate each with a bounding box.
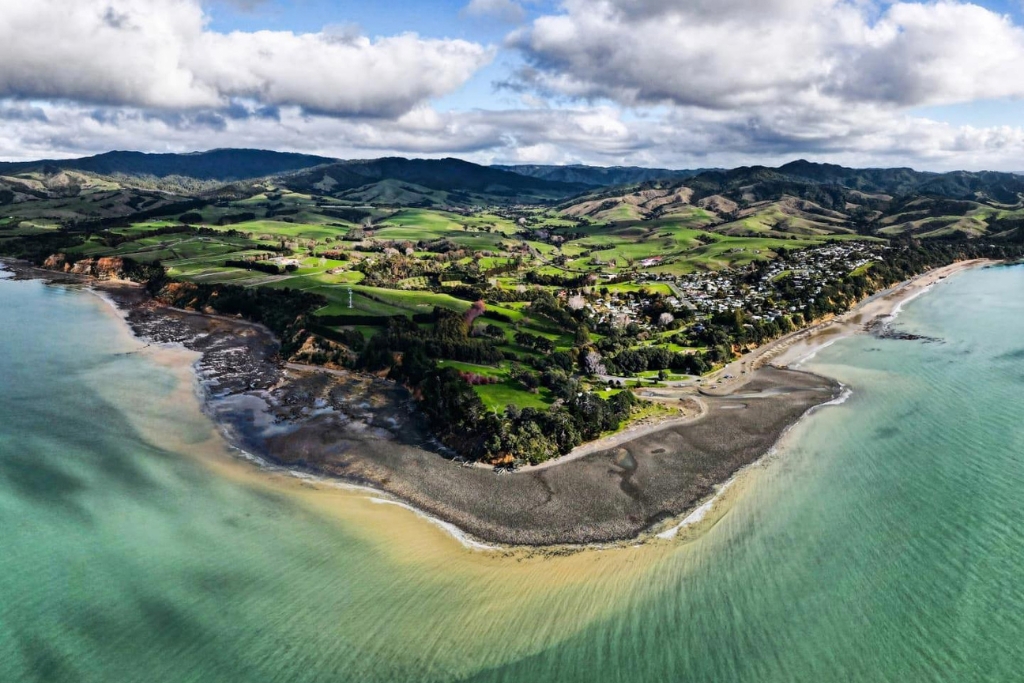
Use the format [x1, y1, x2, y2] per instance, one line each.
[1, 149, 1023, 209]
[0, 149, 336, 182]
[492, 164, 706, 187]
[280, 157, 588, 205]
[2, 149, 1022, 244]
[0, 150, 704, 189]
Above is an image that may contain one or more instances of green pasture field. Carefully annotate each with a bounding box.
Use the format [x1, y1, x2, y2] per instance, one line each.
[378, 209, 512, 234]
[601, 282, 674, 296]
[0, 221, 57, 238]
[657, 207, 718, 228]
[524, 240, 557, 255]
[226, 220, 346, 242]
[436, 361, 506, 377]
[352, 286, 473, 314]
[484, 303, 525, 322]
[473, 381, 555, 412]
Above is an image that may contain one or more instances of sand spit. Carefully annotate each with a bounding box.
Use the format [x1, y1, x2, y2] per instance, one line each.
[268, 366, 837, 546]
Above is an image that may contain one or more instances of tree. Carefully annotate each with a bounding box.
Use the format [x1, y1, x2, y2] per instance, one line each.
[421, 368, 485, 438]
[583, 350, 607, 376]
[358, 334, 393, 371]
[548, 351, 575, 373]
[575, 324, 591, 346]
[394, 344, 434, 386]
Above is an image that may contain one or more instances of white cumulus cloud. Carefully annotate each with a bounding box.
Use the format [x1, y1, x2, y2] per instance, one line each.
[4, 98, 1024, 172]
[0, 0, 493, 117]
[510, 0, 1024, 110]
[2, 0, 1024, 170]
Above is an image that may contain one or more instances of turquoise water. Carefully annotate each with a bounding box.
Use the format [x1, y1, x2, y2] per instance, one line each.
[1, 264, 1023, 682]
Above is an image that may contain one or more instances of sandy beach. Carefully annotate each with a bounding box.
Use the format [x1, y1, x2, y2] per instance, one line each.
[711, 259, 994, 385]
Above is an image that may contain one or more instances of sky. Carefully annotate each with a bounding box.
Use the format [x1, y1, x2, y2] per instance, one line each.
[2, 0, 1024, 170]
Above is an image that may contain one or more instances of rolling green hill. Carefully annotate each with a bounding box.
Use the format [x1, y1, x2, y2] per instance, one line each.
[0, 149, 336, 182]
[2, 151, 1023, 240]
[494, 164, 707, 187]
[557, 160, 1024, 242]
[278, 157, 589, 205]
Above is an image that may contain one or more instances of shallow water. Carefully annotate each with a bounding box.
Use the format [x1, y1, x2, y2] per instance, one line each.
[1, 264, 1023, 682]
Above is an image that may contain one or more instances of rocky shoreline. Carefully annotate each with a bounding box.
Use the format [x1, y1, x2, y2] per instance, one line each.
[2, 259, 841, 546]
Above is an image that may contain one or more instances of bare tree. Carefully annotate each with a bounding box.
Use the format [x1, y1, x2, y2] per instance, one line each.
[583, 350, 607, 376]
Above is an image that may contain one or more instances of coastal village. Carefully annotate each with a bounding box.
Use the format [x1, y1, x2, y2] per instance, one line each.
[588, 242, 884, 332]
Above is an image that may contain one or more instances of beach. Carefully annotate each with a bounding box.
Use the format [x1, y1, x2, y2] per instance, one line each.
[4, 258, 993, 546]
[740, 259, 993, 374]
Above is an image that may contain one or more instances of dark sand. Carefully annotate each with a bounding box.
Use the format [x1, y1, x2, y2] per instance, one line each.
[272, 367, 837, 545]
[4, 260, 841, 546]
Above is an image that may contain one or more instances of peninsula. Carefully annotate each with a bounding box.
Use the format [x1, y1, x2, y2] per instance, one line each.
[2, 151, 1021, 544]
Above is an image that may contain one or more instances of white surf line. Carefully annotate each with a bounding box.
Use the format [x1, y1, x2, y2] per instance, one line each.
[818, 383, 853, 407]
[656, 478, 737, 540]
[657, 378, 853, 541]
[368, 498, 500, 552]
[142, 313, 500, 554]
[221, 440, 501, 552]
[243, 444, 632, 553]
[887, 283, 934, 322]
[794, 338, 840, 368]
[83, 287, 139, 325]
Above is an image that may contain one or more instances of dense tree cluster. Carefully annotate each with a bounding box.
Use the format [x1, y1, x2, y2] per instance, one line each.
[62, 199, 208, 233]
[527, 291, 581, 329]
[345, 306, 640, 464]
[0, 232, 86, 262]
[514, 331, 556, 353]
[358, 309, 505, 371]
[145, 275, 326, 358]
[524, 271, 595, 288]
[216, 212, 258, 226]
[608, 346, 709, 376]
[224, 259, 284, 275]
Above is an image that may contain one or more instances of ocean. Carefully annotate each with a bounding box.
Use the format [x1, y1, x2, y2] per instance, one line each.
[1, 263, 1022, 682]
